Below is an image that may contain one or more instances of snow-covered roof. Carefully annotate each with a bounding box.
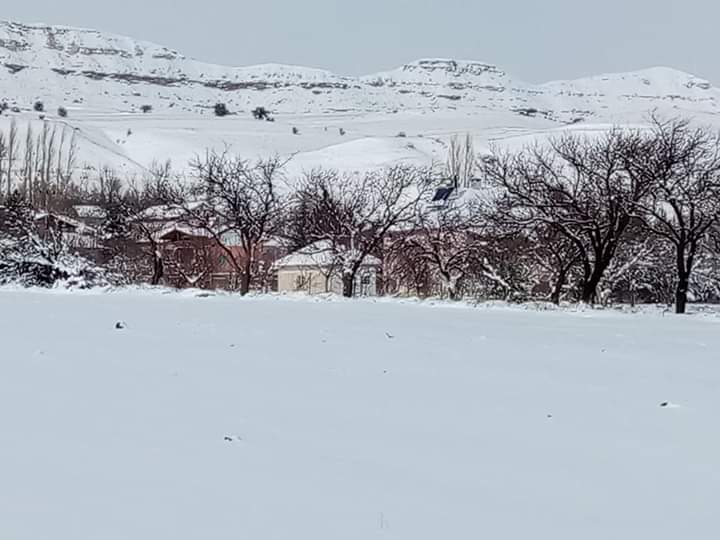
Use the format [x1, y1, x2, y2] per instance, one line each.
[153, 224, 211, 242]
[33, 211, 96, 235]
[72, 205, 107, 219]
[135, 204, 185, 222]
[135, 201, 206, 222]
[274, 240, 381, 269]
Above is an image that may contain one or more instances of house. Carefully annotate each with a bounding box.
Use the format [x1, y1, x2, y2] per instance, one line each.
[274, 240, 381, 296]
[71, 205, 107, 228]
[33, 211, 100, 250]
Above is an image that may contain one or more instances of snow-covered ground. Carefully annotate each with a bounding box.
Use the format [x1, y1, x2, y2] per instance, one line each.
[2, 289, 719, 539]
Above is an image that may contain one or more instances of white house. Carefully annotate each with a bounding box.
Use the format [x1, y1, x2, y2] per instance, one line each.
[274, 240, 381, 296]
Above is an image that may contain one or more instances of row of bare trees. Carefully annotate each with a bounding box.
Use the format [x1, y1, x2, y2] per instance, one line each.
[0, 119, 78, 208]
[2, 115, 720, 313]
[484, 116, 720, 313]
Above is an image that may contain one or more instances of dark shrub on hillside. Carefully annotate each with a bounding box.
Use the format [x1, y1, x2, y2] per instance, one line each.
[252, 106, 271, 121]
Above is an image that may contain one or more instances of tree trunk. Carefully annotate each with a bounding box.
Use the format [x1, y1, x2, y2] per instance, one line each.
[239, 260, 252, 296]
[342, 273, 354, 298]
[550, 269, 567, 305]
[675, 275, 689, 314]
[440, 271, 459, 300]
[580, 263, 608, 304]
[151, 248, 164, 286]
[580, 279, 597, 304]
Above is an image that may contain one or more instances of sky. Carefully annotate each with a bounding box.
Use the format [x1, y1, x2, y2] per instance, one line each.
[4, 0, 719, 83]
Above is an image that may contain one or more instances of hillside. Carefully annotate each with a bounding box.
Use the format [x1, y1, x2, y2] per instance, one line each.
[1, 20, 720, 178]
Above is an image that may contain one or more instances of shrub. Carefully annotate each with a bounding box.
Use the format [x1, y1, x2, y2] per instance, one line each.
[57, 106, 68, 118]
[214, 102, 229, 117]
[252, 106, 271, 121]
[33, 101, 44, 112]
[140, 104, 153, 114]
[0, 203, 108, 289]
[339, 128, 346, 136]
[397, 131, 407, 138]
[292, 126, 299, 135]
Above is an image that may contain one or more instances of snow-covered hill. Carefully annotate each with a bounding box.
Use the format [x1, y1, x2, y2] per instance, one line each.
[1, 20, 719, 178]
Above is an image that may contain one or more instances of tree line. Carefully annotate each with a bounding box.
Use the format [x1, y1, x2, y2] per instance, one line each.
[1, 115, 720, 313]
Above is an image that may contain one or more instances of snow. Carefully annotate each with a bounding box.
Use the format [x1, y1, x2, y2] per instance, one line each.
[72, 205, 107, 219]
[275, 240, 382, 268]
[1, 288, 720, 539]
[2, 20, 720, 184]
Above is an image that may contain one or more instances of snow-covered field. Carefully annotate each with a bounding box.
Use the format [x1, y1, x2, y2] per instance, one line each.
[2, 289, 719, 539]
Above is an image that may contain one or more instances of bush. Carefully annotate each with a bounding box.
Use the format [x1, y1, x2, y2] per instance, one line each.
[252, 106, 271, 121]
[292, 126, 299, 135]
[397, 131, 407, 138]
[33, 101, 44, 112]
[57, 106, 68, 118]
[214, 102, 229, 117]
[0, 199, 110, 289]
[339, 128, 346, 136]
[140, 104, 153, 114]
[0, 230, 108, 289]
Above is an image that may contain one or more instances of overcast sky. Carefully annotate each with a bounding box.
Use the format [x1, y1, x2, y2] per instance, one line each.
[5, 0, 718, 83]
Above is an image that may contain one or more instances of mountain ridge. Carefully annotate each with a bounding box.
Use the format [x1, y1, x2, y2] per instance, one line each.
[1, 20, 720, 181]
[1, 19, 718, 121]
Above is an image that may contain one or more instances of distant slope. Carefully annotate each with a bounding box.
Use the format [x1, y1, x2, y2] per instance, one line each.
[2, 21, 719, 120]
[1, 20, 720, 179]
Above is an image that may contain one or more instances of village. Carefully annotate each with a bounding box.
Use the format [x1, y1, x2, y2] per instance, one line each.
[24, 177, 474, 299]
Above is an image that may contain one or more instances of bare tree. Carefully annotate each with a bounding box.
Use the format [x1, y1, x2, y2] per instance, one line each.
[485, 128, 653, 304]
[292, 166, 432, 297]
[182, 150, 287, 295]
[0, 132, 6, 201]
[446, 133, 475, 188]
[55, 125, 78, 197]
[392, 194, 490, 299]
[22, 123, 35, 203]
[6, 119, 18, 198]
[103, 174, 173, 286]
[383, 240, 433, 297]
[527, 224, 582, 305]
[631, 117, 720, 313]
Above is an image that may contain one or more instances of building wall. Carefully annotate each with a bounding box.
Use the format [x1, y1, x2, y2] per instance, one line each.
[277, 266, 378, 296]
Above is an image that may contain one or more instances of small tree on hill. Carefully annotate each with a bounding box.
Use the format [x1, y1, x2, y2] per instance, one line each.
[214, 103, 229, 117]
[252, 107, 271, 121]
